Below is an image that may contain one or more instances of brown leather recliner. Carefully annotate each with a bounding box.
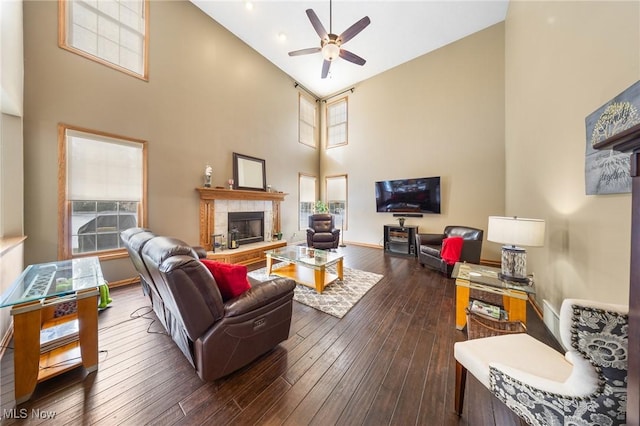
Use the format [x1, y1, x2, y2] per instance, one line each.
[122, 229, 296, 381]
[306, 213, 341, 249]
[416, 225, 484, 277]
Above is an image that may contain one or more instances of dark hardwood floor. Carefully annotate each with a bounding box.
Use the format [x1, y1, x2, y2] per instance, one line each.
[1, 245, 560, 425]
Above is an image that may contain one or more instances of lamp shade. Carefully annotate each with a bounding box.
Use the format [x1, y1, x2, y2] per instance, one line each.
[487, 216, 545, 247]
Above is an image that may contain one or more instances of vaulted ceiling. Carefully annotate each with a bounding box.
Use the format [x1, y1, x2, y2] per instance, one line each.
[191, 1, 509, 98]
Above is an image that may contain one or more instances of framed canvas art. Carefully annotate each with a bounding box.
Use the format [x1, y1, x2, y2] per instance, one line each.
[585, 80, 640, 195]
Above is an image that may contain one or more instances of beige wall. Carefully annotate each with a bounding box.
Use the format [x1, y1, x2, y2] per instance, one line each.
[22, 1, 317, 281]
[21, 0, 639, 311]
[321, 23, 505, 256]
[505, 1, 639, 310]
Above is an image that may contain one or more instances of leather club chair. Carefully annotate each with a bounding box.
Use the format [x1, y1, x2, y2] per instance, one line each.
[122, 230, 296, 381]
[306, 213, 341, 249]
[415, 225, 484, 276]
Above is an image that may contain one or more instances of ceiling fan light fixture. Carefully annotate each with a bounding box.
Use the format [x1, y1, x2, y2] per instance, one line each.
[322, 42, 340, 61]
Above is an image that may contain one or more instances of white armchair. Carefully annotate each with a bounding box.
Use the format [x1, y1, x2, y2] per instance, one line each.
[454, 298, 628, 425]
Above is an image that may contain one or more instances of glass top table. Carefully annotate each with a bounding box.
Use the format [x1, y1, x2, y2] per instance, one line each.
[451, 262, 535, 331]
[265, 246, 344, 293]
[0, 256, 104, 308]
[452, 262, 536, 295]
[1, 256, 103, 404]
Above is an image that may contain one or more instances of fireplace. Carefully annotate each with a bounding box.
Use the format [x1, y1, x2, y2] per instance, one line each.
[228, 211, 264, 246]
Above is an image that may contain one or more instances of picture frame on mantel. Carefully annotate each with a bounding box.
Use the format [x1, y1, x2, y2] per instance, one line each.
[585, 80, 640, 195]
[233, 152, 267, 191]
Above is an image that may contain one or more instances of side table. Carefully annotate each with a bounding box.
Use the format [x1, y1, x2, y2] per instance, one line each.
[452, 262, 535, 331]
[0, 257, 103, 403]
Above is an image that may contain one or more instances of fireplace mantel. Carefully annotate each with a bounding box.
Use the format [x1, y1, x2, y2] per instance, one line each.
[196, 187, 286, 202]
[196, 187, 288, 251]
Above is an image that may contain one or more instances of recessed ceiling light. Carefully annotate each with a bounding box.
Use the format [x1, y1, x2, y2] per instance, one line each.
[277, 32, 287, 42]
[245, 2, 253, 11]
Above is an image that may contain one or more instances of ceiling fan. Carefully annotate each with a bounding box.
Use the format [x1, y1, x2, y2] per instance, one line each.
[288, 1, 371, 79]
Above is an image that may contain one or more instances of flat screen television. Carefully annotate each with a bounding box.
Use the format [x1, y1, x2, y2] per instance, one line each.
[374, 176, 441, 213]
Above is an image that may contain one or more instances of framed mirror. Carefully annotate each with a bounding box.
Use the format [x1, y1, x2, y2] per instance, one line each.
[233, 152, 266, 191]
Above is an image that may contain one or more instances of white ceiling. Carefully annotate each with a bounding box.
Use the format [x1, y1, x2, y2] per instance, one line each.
[190, 1, 509, 98]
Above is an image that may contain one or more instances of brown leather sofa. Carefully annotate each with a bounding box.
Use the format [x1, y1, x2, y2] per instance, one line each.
[306, 213, 341, 249]
[121, 228, 296, 381]
[416, 225, 484, 276]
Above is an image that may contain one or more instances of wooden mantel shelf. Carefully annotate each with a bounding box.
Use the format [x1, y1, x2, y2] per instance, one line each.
[196, 187, 287, 202]
[196, 187, 287, 254]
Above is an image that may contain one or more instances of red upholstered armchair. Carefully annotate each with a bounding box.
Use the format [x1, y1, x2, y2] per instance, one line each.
[306, 213, 341, 249]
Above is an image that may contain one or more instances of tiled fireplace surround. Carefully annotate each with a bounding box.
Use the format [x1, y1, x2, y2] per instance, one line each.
[214, 200, 273, 243]
[196, 188, 286, 251]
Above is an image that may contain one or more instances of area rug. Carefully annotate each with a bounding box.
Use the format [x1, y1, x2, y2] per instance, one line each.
[248, 265, 383, 318]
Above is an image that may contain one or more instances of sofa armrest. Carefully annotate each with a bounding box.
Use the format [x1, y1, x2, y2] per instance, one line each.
[223, 277, 296, 317]
[192, 246, 207, 259]
[416, 233, 445, 246]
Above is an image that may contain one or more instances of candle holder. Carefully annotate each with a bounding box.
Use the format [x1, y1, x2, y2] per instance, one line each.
[228, 178, 234, 190]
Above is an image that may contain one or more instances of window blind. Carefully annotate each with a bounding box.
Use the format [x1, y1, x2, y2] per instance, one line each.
[67, 130, 143, 202]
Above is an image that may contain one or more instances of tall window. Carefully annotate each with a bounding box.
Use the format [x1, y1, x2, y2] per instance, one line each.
[58, 0, 149, 80]
[299, 92, 317, 148]
[326, 174, 348, 230]
[326, 97, 348, 148]
[299, 173, 317, 230]
[58, 124, 147, 260]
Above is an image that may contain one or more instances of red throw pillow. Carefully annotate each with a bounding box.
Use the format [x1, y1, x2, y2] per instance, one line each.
[200, 260, 251, 301]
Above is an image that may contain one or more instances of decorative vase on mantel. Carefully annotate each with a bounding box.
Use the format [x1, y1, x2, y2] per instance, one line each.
[398, 217, 406, 227]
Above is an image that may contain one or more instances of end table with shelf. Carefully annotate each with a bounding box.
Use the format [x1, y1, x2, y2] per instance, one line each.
[0, 257, 103, 404]
[452, 262, 535, 331]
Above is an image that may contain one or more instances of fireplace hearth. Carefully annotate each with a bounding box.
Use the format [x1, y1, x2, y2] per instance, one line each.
[228, 212, 264, 246]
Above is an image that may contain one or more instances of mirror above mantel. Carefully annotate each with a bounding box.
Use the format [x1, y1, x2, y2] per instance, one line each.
[233, 152, 266, 191]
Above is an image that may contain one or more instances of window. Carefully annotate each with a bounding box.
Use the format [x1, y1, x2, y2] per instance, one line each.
[59, 0, 149, 80]
[299, 92, 317, 148]
[326, 97, 348, 148]
[299, 173, 317, 230]
[326, 175, 348, 230]
[58, 124, 147, 260]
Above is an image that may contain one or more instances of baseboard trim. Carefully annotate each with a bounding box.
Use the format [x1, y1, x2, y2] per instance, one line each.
[108, 277, 140, 288]
[343, 241, 382, 250]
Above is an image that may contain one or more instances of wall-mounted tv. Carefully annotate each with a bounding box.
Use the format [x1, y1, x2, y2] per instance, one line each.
[374, 176, 441, 214]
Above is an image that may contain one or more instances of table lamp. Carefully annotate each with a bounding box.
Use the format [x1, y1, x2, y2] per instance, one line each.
[487, 216, 545, 283]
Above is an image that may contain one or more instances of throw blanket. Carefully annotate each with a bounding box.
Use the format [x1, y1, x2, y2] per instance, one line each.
[441, 236, 464, 265]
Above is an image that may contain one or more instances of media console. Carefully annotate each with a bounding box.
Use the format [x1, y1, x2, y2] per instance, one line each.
[384, 225, 418, 257]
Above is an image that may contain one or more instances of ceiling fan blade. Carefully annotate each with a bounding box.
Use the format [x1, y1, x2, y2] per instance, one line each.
[338, 16, 371, 44]
[288, 47, 322, 57]
[339, 49, 366, 66]
[306, 9, 328, 41]
[321, 60, 331, 79]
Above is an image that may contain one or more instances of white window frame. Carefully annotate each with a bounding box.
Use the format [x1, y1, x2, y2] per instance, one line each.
[299, 92, 317, 148]
[326, 174, 348, 230]
[326, 96, 348, 148]
[58, 0, 150, 80]
[299, 173, 317, 231]
[58, 124, 147, 260]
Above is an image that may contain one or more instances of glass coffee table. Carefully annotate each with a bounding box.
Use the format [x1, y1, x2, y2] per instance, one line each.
[265, 246, 343, 293]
